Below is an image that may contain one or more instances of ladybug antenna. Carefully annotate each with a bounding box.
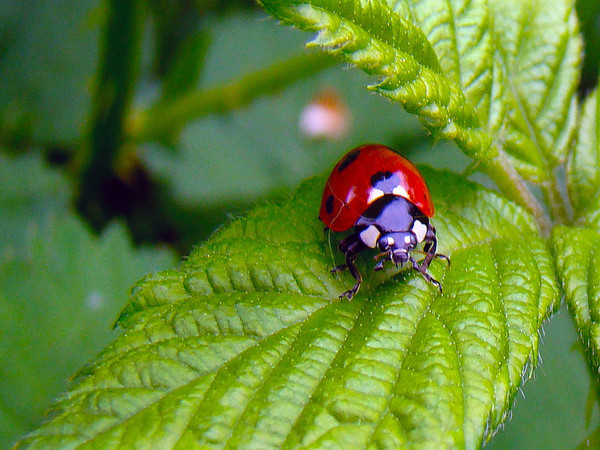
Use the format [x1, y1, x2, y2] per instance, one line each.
[325, 228, 337, 269]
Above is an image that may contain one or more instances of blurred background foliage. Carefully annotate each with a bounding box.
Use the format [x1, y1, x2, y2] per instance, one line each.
[1, 0, 600, 447]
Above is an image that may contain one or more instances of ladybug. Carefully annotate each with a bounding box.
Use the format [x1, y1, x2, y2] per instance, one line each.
[319, 144, 448, 299]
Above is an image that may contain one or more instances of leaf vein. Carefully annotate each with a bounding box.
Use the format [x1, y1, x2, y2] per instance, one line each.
[224, 320, 316, 446]
[431, 311, 468, 447]
[282, 301, 367, 446]
[365, 294, 434, 445]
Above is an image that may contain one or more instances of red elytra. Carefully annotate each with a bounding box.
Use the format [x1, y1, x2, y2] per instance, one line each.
[319, 144, 434, 232]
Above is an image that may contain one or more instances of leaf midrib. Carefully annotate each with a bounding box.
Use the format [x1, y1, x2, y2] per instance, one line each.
[364, 286, 467, 448]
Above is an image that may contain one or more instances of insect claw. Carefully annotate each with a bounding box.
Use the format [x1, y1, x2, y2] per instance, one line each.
[338, 282, 360, 300]
[331, 264, 347, 274]
[436, 253, 451, 266]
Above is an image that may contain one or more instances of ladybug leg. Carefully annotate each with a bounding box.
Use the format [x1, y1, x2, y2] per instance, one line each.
[422, 226, 450, 269]
[412, 226, 449, 293]
[373, 258, 386, 271]
[330, 234, 355, 274]
[340, 253, 362, 300]
[331, 233, 367, 300]
[410, 256, 443, 293]
[373, 250, 393, 271]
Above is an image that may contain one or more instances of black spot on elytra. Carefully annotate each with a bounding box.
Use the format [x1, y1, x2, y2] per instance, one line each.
[337, 149, 361, 172]
[370, 171, 394, 186]
[325, 194, 334, 214]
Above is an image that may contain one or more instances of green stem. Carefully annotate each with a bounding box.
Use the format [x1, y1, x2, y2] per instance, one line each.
[482, 150, 552, 234]
[129, 51, 337, 142]
[76, 0, 144, 229]
[541, 176, 569, 225]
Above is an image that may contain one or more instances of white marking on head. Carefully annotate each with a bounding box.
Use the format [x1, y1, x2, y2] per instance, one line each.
[392, 185, 409, 198]
[404, 235, 412, 244]
[412, 220, 428, 243]
[367, 188, 384, 204]
[359, 225, 380, 248]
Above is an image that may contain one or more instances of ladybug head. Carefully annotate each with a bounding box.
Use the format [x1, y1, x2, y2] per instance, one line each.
[377, 231, 417, 266]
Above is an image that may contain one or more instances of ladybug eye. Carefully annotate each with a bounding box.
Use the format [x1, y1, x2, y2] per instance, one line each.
[378, 235, 395, 251]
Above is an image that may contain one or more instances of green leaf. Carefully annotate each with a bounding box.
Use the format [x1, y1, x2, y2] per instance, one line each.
[0, 0, 100, 145]
[19, 170, 558, 448]
[486, 0, 580, 180]
[0, 154, 176, 447]
[553, 226, 600, 375]
[568, 86, 600, 227]
[258, 0, 492, 160]
[158, 31, 209, 104]
[0, 152, 70, 251]
[257, 0, 581, 181]
[141, 12, 426, 207]
[486, 305, 600, 450]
